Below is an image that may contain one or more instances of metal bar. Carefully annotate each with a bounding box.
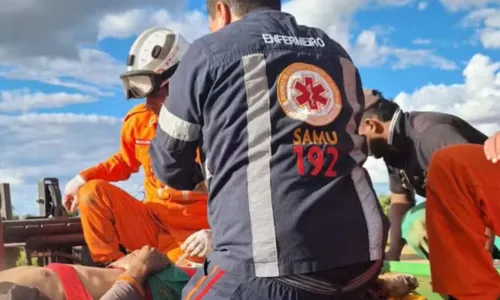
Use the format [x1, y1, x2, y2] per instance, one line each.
[25, 233, 85, 249]
[5, 229, 83, 243]
[3, 218, 82, 243]
[4, 243, 25, 248]
[0, 183, 12, 220]
[0, 216, 4, 271]
[3, 217, 81, 226]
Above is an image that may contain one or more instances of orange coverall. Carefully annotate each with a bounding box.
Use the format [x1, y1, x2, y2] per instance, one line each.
[77, 104, 209, 264]
[427, 144, 500, 299]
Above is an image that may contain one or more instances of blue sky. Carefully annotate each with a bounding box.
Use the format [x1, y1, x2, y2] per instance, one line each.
[0, 0, 499, 214]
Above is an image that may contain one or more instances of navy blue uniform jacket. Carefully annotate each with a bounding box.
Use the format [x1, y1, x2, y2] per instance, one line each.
[150, 8, 389, 277]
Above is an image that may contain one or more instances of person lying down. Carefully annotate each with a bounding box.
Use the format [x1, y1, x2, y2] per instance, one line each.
[0, 228, 212, 300]
[0, 245, 195, 300]
[0, 230, 421, 300]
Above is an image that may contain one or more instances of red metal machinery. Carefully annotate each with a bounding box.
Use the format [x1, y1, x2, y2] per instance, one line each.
[0, 178, 89, 269]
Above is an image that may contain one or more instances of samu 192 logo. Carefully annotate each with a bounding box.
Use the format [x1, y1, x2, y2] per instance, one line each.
[277, 62, 342, 126]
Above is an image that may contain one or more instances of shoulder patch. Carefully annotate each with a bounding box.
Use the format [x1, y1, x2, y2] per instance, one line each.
[277, 62, 342, 126]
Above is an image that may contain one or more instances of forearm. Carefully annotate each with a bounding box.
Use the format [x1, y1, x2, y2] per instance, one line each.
[388, 202, 412, 254]
[80, 156, 134, 182]
[99, 281, 142, 300]
[99, 264, 148, 300]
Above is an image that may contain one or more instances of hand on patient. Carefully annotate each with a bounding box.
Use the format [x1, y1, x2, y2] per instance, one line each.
[109, 246, 169, 272]
[181, 229, 211, 258]
[122, 246, 170, 285]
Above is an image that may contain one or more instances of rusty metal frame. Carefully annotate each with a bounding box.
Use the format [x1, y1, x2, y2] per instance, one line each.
[0, 179, 86, 270]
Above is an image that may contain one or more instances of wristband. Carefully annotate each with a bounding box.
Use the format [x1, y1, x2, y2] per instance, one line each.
[117, 274, 145, 297]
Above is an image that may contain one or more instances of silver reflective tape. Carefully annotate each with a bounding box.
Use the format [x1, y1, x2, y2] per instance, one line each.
[340, 57, 367, 166]
[388, 109, 402, 146]
[351, 166, 384, 260]
[340, 57, 384, 260]
[242, 53, 279, 277]
[203, 160, 213, 181]
[158, 105, 200, 142]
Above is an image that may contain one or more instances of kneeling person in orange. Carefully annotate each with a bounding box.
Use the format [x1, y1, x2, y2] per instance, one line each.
[63, 28, 209, 265]
[426, 134, 500, 299]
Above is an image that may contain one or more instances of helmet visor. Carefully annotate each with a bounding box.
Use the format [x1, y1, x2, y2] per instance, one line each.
[121, 73, 157, 100]
[120, 63, 179, 100]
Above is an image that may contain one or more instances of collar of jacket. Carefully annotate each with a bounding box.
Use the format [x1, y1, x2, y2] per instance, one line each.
[387, 109, 410, 152]
[243, 7, 289, 19]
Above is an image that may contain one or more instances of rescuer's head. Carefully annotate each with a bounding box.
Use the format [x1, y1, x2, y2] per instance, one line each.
[358, 89, 401, 159]
[120, 27, 190, 115]
[207, 0, 282, 32]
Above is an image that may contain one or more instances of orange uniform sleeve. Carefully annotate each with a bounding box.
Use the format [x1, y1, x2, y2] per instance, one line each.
[79, 117, 141, 182]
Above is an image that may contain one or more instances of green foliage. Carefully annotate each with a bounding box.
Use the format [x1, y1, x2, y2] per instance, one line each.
[12, 248, 37, 267]
[379, 194, 391, 216]
[5, 248, 20, 268]
[15, 248, 28, 266]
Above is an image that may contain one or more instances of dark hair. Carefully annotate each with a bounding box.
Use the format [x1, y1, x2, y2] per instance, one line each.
[0, 282, 45, 300]
[207, 0, 281, 17]
[363, 98, 400, 122]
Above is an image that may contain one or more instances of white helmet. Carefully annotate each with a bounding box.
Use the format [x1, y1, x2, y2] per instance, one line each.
[120, 27, 190, 100]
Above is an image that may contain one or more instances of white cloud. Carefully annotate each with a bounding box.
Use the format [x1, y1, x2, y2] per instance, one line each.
[283, 0, 456, 70]
[2, 0, 493, 212]
[0, 89, 96, 113]
[462, 8, 500, 49]
[364, 53, 500, 188]
[417, 1, 429, 10]
[0, 0, 186, 61]
[98, 9, 209, 43]
[0, 113, 144, 215]
[0, 6, 208, 95]
[395, 53, 500, 130]
[376, 0, 414, 6]
[439, 0, 500, 12]
[0, 49, 123, 96]
[365, 157, 389, 184]
[0, 0, 455, 96]
[97, 0, 453, 71]
[0, 2, 191, 96]
[412, 38, 431, 45]
[352, 31, 457, 70]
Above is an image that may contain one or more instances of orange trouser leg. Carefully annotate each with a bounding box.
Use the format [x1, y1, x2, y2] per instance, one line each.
[149, 204, 207, 264]
[146, 201, 209, 264]
[79, 180, 177, 263]
[426, 144, 500, 300]
[147, 199, 209, 230]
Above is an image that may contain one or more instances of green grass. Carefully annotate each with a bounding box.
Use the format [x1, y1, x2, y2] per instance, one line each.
[4, 247, 37, 268]
[383, 261, 446, 299]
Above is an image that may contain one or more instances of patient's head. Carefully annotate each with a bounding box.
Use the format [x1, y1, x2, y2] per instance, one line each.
[0, 282, 49, 300]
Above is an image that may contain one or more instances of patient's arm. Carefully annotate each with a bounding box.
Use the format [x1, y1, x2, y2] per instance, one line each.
[0, 266, 63, 300]
[100, 281, 142, 300]
[0, 265, 123, 300]
[100, 245, 170, 300]
[0, 246, 167, 300]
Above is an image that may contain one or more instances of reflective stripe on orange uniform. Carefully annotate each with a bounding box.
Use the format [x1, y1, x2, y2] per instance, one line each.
[78, 104, 208, 263]
[80, 104, 204, 203]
